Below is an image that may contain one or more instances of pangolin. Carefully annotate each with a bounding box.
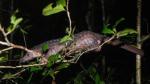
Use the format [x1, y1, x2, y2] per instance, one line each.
[20, 31, 144, 63]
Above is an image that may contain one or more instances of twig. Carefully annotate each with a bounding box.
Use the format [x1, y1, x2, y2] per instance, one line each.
[0, 41, 41, 57]
[1, 69, 26, 80]
[6, 28, 16, 36]
[0, 25, 10, 43]
[12, 69, 26, 77]
[0, 25, 42, 57]
[66, 0, 72, 31]
[0, 63, 46, 69]
[0, 47, 13, 54]
[0, 24, 45, 69]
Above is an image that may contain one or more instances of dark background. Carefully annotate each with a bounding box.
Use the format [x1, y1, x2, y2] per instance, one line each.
[0, 0, 150, 84]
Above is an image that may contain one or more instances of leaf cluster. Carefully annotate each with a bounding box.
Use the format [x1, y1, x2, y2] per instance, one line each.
[102, 18, 137, 38]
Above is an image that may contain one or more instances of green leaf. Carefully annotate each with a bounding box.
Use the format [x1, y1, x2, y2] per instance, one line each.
[88, 66, 105, 84]
[47, 54, 62, 67]
[60, 35, 72, 43]
[42, 43, 49, 52]
[7, 25, 13, 33]
[88, 66, 97, 78]
[7, 17, 23, 33]
[102, 25, 115, 35]
[117, 29, 137, 38]
[20, 28, 28, 34]
[10, 15, 17, 24]
[13, 18, 23, 28]
[0, 56, 8, 63]
[42, 70, 47, 76]
[94, 74, 102, 84]
[56, 0, 66, 7]
[74, 73, 84, 84]
[27, 73, 33, 84]
[113, 18, 125, 28]
[29, 66, 42, 73]
[42, 3, 65, 16]
[56, 63, 70, 70]
[140, 34, 150, 43]
[49, 70, 56, 79]
[2, 73, 15, 79]
[42, 69, 56, 79]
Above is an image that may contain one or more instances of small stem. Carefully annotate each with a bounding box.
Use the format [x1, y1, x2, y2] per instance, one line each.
[0, 26, 10, 43]
[66, 0, 72, 32]
[0, 63, 46, 69]
[12, 69, 26, 77]
[0, 47, 13, 54]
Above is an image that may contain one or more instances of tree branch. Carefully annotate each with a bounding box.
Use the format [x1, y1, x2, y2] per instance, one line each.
[0, 63, 46, 69]
[0, 24, 45, 69]
[0, 25, 42, 57]
[136, 0, 142, 83]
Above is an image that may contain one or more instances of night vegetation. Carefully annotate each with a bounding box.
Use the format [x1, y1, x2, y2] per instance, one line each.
[0, 0, 150, 84]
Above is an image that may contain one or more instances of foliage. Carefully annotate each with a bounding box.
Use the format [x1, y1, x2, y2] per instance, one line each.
[0, 54, 8, 63]
[67, 64, 105, 84]
[0, 15, 139, 83]
[0, 0, 146, 83]
[102, 18, 137, 38]
[1, 1, 73, 82]
[43, 0, 75, 44]
[42, 43, 49, 53]
[102, 24, 115, 35]
[2, 73, 16, 79]
[60, 27, 75, 43]
[7, 10, 23, 34]
[27, 53, 70, 81]
[60, 35, 72, 43]
[0, 10, 23, 63]
[47, 54, 63, 67]
[116, 28, 137, 38]
[42, 0, 66, 16]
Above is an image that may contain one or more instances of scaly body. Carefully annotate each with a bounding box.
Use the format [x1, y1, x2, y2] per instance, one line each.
[20, 31, 143, 63]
